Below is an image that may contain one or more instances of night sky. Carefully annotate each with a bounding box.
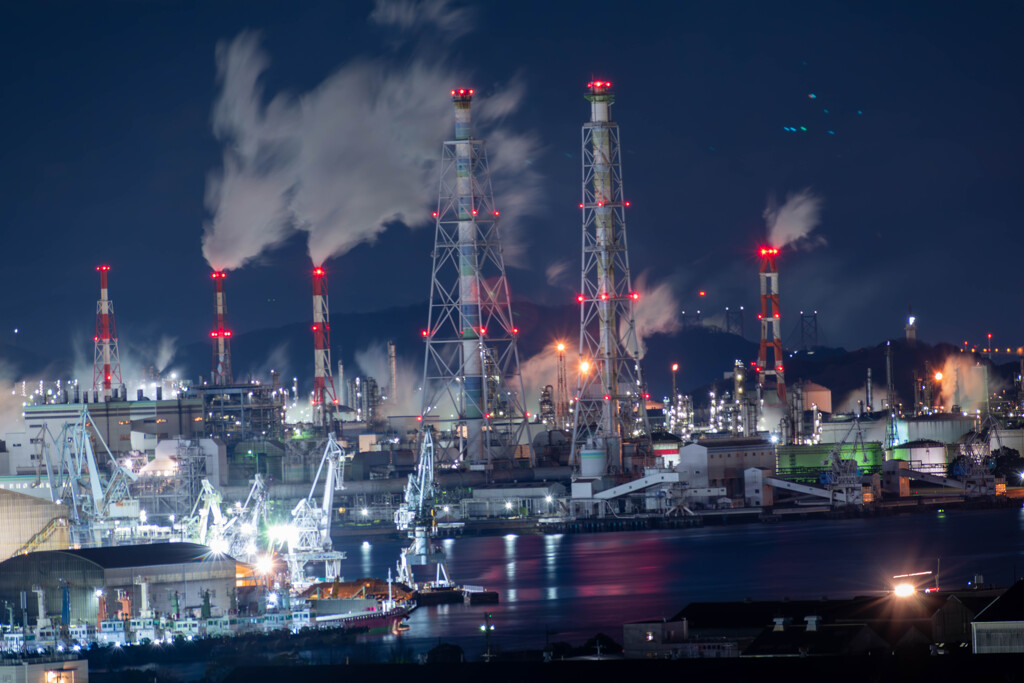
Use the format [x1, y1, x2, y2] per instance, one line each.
[2, 1, 1022, 381]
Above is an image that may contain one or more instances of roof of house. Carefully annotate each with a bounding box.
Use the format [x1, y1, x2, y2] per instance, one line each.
[974, 580, 1024, 622]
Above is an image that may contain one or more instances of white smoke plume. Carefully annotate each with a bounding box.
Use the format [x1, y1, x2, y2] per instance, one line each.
[629, 272, 682, 354]
[243, 342, 291, 386]
[155, 336, 177, 374]
[545, 259, 572, 287]
[353, 342, 421, 418]
[369, 0, 477, 39]
[518, 340, 576, 417]
[765, 188, 825, 250]
[203, 26, 541, 271]
[936, 356, 1001, 414]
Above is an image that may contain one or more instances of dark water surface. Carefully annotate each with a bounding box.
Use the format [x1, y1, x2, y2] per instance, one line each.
[335, 507, 1024, 659]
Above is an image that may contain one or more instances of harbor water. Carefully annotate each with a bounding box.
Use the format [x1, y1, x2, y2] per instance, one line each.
[335, 506, 1024, 659]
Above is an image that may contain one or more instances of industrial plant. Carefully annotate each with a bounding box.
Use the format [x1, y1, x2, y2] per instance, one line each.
[0, 80, 1021, 658]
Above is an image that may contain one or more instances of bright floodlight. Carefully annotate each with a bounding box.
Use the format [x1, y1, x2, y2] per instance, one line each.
[255, 555, 273, 575]
[894, 583, 916, 597]
[934, 371, 943, 381]
[210, 538, 229, 555]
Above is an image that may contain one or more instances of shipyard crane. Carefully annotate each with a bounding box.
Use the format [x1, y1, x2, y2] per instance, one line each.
[184, 475, 269, 563]
[225, 474, 268, 562]
[395, 431, 451, 588]
[821, 418, 867, 506]
[184, 479, 225, 546]
[281, 435, 348, 587]
[38, 405, 140, 546]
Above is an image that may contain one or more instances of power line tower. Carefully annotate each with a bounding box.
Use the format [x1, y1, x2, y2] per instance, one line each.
[757, 247, 786, 403]
[420, 88, 531, 468]
[725, 306, 744, 336]
[210, 271, 233, 386]
[800, 310, 818, 350]
[569, 80, 651, 476]
[93, 266, 122, 400]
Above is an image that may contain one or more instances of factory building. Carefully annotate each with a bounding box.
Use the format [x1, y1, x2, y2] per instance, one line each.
[679, 437, 775, 500]
[0, 543, 236, 627]
[6, 398, 206, 471]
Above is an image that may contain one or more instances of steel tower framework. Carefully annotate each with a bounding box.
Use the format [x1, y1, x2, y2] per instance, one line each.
[210, 271, 233, 385]
[569, 80, 651, 474]
[93, 266, 122, 399]
[757, 248, 786, 403]
[312, 266, 339, 429]
[420, 88, 531, 467]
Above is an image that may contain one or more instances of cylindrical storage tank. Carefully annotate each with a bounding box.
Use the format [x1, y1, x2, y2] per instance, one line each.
[580, 448, 606, 478]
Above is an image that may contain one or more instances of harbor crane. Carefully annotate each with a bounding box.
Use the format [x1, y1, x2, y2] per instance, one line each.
[394, 431, 451, 588]
[280, 435, 348, 588]
[37, 405, 140, 546]
[184, 475, 268, 563]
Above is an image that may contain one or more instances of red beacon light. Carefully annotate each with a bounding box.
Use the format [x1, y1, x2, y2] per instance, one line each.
[600, 293, 609, 301]
[603, 394, 611, 401]
[432, 211, 439, 218]
[576, 294, 585, 303]
[421, 329, 429, 338]
[479, 327, 487, 335]
[416, 415, 423, 422]
[211, 271, 226, 279]
[97, 265, 111, 272]
[313, 267, 325, 276]
[630, 292, 640, 301]
[493, 210, 500, 216]
[512, 327, 519, 334]
[312, 324, 319, 331]
[471, 209, 478, 215]
[224, 330, 232, 337]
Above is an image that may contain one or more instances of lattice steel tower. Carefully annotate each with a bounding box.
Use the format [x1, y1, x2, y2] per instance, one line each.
[757, 247, 786, 403]
[93, 265, 122, 399]
[569, 80, 651, 475]
[420, 88, 531, 468]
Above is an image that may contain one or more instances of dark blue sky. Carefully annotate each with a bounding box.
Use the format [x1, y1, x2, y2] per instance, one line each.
[2, 0, 1022, 376]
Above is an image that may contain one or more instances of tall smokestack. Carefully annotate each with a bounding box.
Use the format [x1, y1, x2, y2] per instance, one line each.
[386, 340, 397, 403]
[569, 79, 651, 475]
[92, 265, 122, 401]
[757, 248, 786, 403]
[312, 266, 339, 429]
[866, 368, 873, 411]
[210, 271, 233, 385]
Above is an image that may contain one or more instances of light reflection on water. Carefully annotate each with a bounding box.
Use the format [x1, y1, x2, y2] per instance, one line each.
[337, 507, 1024, 659]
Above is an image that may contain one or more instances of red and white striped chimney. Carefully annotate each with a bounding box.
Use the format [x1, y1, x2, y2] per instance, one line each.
[93, 265, 122, 400]
[312, 266, 338, 428]
[210, 271, 233, 385]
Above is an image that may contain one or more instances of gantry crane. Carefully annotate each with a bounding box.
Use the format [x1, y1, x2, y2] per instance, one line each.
[282, 435, 348, 588]
[37, 405, 140, 546]
[394, 431, 451, 588]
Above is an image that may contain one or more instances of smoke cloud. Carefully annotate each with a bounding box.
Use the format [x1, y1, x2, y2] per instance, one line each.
[765, 188, 825, 250]
[202, 24, 541, 271]
[155, 336, 177, 374]
[353, 342, 421, 418]
[629, 272, 682, 354]
[369, 0, 477, 39]
[545, 259, 572, 287]
[936, 356, 1001, 414]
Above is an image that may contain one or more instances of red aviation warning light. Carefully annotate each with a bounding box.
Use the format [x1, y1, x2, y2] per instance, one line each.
[587, 80, 612, 89]
[313, 267, 324, 277]
[576, 294, 585, 303]
[630, 292, 640, 301]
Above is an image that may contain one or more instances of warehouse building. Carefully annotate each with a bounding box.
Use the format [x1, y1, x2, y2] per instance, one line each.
[0, 543, 236, 628]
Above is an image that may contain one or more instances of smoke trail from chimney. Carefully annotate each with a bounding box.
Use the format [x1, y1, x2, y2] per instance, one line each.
[202, 23, 541, 271]
[764, 188, 825, 250]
